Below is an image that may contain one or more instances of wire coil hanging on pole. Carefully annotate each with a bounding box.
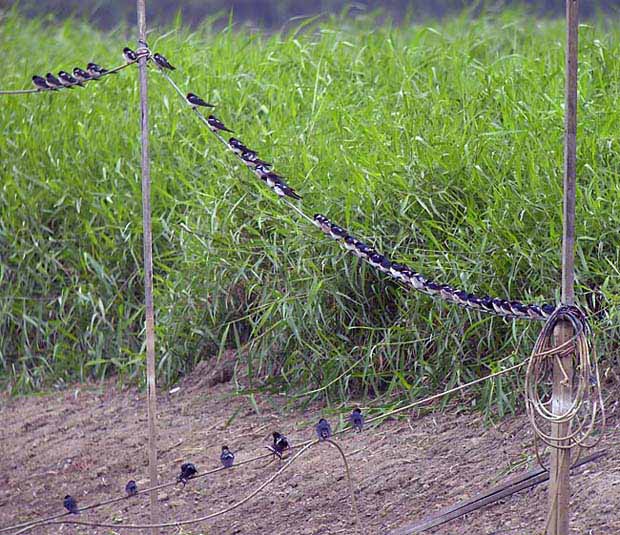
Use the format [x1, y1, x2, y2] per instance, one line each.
[525, 305, 605, 464]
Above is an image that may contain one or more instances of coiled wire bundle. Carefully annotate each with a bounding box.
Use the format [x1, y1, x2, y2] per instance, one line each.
[525, 305, 605, 465]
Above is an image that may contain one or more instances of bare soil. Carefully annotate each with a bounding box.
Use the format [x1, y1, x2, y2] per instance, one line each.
[1, 359, 618, 535]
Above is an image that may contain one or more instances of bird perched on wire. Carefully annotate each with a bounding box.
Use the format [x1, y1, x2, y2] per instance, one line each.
[207, 115, 234, 133]
[123, 47, 138, 63]
[86, 62, 108, 79]
[186, 92, 215, 108]
[240, 151, 272, 169]
[315, 418, 332, 441]
[268, 431, 290, 459]
[328, 224, 347, 241]
[32, 75, 52, 91]
[254, 166, 301, 200]
[220, 446, 235, 468]
[152, 52, 175, 70]
[350, 408, 364, 432]
[44, 73, 63, 89]
[63, 495, 79, 514]
[177, 462, 198, 485]
[125, 480, 138, 496]
[58, 70, 83, 87]
[72, 67, 91, 83]
[228, 137, 254, 156]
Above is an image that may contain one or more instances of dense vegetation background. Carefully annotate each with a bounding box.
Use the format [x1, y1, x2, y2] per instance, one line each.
[1, 8, 618, 413]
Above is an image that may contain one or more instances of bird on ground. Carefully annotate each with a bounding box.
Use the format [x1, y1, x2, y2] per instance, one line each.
[63, 495, 79, 514]
[186, 92, 215, 108]
[44, 73, 63, 89]
[220, 446, 235, 468]
[72, 68, 91, 83]
[152, 52, 175, 70]
[125, 480, 138, 496]
[268, 431, 290, 459]
[350, 408, 364, 432]
[206, 115, 234, 133]
[123, 47, 138, 63]
[177, 462, 198, 485]
[32, 75, 52, 90]
[315, 418, 332, 441]
[58, 70, 83, 87]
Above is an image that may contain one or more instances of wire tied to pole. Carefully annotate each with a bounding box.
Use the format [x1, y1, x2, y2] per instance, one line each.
[525, 305, 605, 464]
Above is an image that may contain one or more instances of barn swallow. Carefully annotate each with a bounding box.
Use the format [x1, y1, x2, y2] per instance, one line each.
[177, 462, 197, 485]
[527, 304, 543, 319]
[268, 431, 290, 459]
[125, 480, 138, 496]
[410, 274, 426, 290]
[343, 235, 360, 252]
[315, 418, 332, 441]
[44, 73, 63, 89]
[123, 47, 138, 63]
[72, 68, 91, 83]
[240, 151, 272, 168]
[272, 177, 302, 200]
[467, 295, 483, 309]
[152, 52, 175, 70]
[313, 214, 332, 234]
[86, 62, 108, 78]
[368, 252, 387, 270]
[58, 71, 83, 87]
[207, 115, 233, 133]
[63, 495, 79, 514]
[389, 263, 413, 283]
[491, 298, 505, 314]
[32, 75, 52, 90]
[453, 290, 470, 306]
[424, 281, 441, 295]
[350, 408, 364, 432]
[354, 242, 375, 259]
[220, 446, 235, 468]
[186, 92, 215, 108]
[379, 256, 392, 274]
[509, 301, 528, 315]
[541, 303, 556, 316]
[329, 224, 347, 240]
[439, 284, 455, 301]
[228, 137, 253, 155]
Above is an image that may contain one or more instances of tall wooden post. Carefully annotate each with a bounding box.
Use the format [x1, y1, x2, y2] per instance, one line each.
[548, 1, 578, 534]
[136, 1, 160, 533]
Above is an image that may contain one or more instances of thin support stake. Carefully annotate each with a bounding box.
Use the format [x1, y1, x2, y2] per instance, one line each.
[549, 1, 579, 534]
[136, 1, 160, 534]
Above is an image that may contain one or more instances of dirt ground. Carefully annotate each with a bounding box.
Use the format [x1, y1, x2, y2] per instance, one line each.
[1, 359, 618, 535]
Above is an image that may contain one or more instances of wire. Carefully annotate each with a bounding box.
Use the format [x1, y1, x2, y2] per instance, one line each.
[13, 442, 317, 533]
[0, 361, 524, 534]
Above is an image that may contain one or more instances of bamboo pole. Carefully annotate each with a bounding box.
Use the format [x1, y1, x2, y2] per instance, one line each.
[136, 1, 160, 533]
[548, 1, 579, 534]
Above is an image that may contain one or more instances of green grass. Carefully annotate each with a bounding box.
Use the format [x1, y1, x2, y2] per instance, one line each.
[0, 8, 619, 414]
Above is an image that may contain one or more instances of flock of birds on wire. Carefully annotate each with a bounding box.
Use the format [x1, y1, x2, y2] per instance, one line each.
[60, 410, 364, 515]
[18, 41, 565, 523]
[26, 45, 560, 324]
